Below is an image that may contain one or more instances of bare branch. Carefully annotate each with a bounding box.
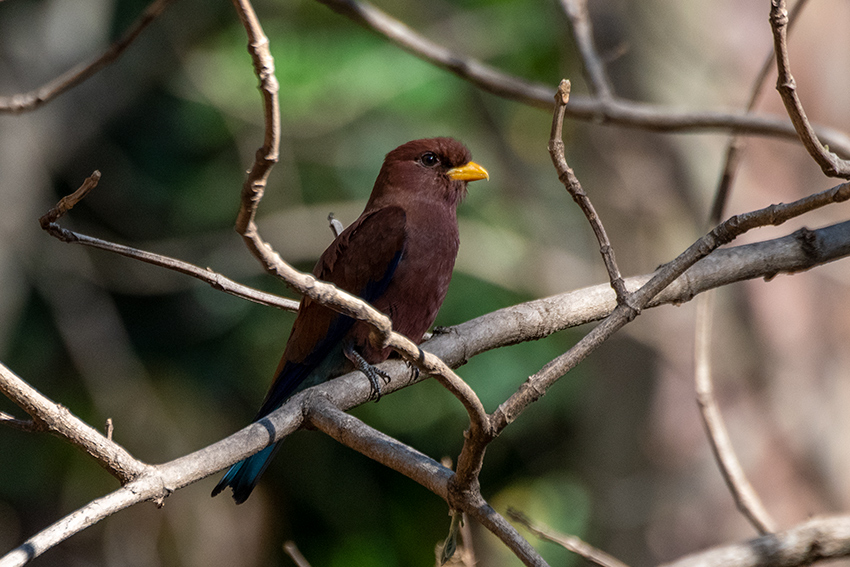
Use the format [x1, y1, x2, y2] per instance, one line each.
[307, 395, 452, 499]
[0, 362, 147, 484]
[313, 0, 850, 158]
[37, 173, 299, 313]
[659, 515, 850, 567]
[0, 483, 158, 567]
[558, 0, 614, 99]
[0, 0, 177, 114]
[426, 220, 850, 371]
[694, 293, 777, 535]
[769, 0, 850, 177]
[698, 1, 811, 533]
[4, 217, 849, 565]
[508, 509, 632, 567]
[464, 499, 550, 567]
[549, 80, 628, 303]
[711, 0, 811, 222]
[229, 0, 398, 340]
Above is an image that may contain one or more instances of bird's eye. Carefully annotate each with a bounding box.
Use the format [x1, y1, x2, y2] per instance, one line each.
[419, 152, 440, 167]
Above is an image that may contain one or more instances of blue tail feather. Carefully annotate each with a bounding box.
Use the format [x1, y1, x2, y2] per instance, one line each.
[211, 442, 282, 504]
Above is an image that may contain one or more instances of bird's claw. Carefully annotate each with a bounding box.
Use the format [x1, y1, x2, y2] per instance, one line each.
[405, 360, 421, 381]
[344, 343, 392, 401]
[366, 366, 392, 401]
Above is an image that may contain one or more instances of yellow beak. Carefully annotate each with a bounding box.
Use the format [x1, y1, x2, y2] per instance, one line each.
[447, 161, 489, 182]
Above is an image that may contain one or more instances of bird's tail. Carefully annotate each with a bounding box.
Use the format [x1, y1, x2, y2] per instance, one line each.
[211, 441, 283, 504]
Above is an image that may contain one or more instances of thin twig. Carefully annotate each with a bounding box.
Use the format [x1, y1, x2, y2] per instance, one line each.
[694, 293, 777, 534]
[769, 0, 850, 178]
[699, 2, 808, 533]
[711, 0, 810, 222]
[558, 0, 614, 99]
[283, 541, 313, 567]
[230, 0, 395, 336]
[548, 80, 629, 304]
[313, 0, 850, 158]
[105, 418, 114, 441]
[37, 173, 299, 313]
[0, 411, 41, 432]
[0, 0, 177, 114]
[508, 509, 632, 567]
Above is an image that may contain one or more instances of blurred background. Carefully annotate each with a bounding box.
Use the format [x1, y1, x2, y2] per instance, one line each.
[1, 0, 849, 565]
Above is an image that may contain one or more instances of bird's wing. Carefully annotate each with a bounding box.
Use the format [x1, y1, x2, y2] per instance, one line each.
[252, 206, 407, 419]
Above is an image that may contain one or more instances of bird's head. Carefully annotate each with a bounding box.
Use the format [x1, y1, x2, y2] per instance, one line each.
[368, 137, 489, 209]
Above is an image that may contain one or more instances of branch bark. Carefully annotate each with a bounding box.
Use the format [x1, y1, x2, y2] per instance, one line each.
[659, 515, 850, 567]
[313, 0, 850, 158]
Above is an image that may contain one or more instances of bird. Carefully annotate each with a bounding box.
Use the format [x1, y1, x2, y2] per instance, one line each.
[212, 137, 489, 504]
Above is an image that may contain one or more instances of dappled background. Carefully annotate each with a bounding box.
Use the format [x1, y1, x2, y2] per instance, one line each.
[1, 0, 850, 565]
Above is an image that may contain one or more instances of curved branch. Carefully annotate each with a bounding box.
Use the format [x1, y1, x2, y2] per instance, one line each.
[695, 293, 777, 534]
[509, 509, 632, 567]
[769, 0, 850, 177]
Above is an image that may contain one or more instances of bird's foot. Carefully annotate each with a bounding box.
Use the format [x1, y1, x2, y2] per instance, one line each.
[344, 343, 391, 401]
[406, 360, 421, 382]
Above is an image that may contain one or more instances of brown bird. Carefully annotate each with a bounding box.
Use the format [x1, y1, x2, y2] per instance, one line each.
[212, 137, 489, 503]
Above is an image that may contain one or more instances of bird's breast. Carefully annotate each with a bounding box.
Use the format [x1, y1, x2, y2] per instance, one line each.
[356, 205, 460, 362]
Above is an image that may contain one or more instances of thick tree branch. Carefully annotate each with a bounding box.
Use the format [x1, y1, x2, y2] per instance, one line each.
[0, 362, 147, 484]
[5, 216, 850, 565]
[659, 515, 850, 567]
[307, 395, 452, 500]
